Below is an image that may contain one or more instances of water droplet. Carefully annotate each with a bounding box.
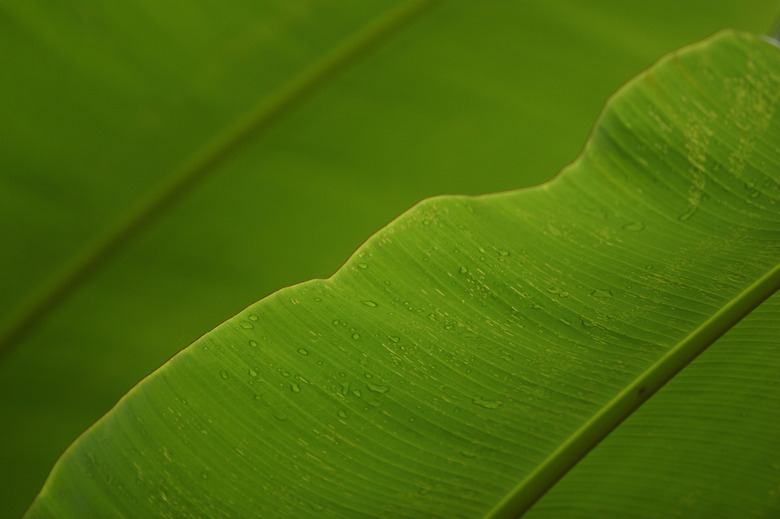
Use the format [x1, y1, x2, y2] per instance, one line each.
[472, 397, 502, 409]
[248, 314, 259, 321]
[337, 410, 348, 419]
[362, 300, 378, 308]
[239, 321, 254, 329]
[727, 272, 746, 283]
[389, 336, 400, 343]
[351, 389, 362, 398]
[423, 219, 431, 226]
[581, 318, 597, 328]
[340, 382, 350, 396]
[498, 249, 510, 256]
[367, 383, 389, 394]
[248, 369, 258, 377]
[248, 340, 259, 348]
[530, 303, 543, 310]
[367, 399, 381, 407]
[297, 348, 309, 356]
[622, 222, 645, 231]
[749, 190, 760, 198]
[200, 471, 209, 480]
[459, 266, 469, 274]
[219, 370, 229, 380]
[678, 206, 697, 221]
[590, 289, 613, 298]
[546, 287, 569, 298]
[351, 333, 361, 340]
[273, 412, 288, 421]
[357, 263, 368, 270]
[279, 369, 291, 377]
[443, 323, 454, 330]
[290, 383, 301, 393]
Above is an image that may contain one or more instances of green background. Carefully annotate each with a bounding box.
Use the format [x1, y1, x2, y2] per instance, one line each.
[2, 1, 779, 517]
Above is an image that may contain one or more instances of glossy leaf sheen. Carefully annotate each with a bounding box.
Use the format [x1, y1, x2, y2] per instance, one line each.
[26, 32, 780, 518]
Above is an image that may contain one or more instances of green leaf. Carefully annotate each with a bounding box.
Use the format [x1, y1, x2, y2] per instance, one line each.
[24, 31, 780, 518]
[6, 3, 778, 517]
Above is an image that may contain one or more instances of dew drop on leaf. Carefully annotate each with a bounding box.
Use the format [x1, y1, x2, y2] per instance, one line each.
[351, 333, 361, 340]
[678, 206, 697, 221]
[367, 383, 389, 394]
[472, 397, 502, 409]
[622, 221, 645, 231]
[297, 348, 309, 356]
[219, 370, 229, 380]
[337, 410, 348, 419]
[362, 300, 378, 308]
[357, 263, 368, 270]
[389, 336, 400, 343]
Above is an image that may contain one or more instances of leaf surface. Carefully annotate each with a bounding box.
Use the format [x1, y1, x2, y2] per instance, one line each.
[25, 32, 780, 518]
[6, 3, 778, 516]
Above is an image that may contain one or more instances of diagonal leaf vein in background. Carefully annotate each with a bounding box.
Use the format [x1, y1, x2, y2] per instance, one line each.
[0, 0, 442, 362]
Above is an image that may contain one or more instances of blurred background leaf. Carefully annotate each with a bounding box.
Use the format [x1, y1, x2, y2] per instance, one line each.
[1, 1, 779, 517]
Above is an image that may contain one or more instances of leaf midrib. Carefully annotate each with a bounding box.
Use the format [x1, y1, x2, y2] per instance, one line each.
[484, 260, 780, 518]
[0, 0, 443, 362]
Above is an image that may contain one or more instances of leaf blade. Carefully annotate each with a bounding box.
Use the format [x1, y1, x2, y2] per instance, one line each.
[24, 30, 780, 518]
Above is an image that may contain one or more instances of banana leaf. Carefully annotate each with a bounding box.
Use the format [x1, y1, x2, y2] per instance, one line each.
[23, 30, 780, 518]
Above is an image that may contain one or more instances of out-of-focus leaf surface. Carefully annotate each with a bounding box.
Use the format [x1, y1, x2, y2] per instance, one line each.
[23, 32, 780, 518]
[1, 0, 779, 517]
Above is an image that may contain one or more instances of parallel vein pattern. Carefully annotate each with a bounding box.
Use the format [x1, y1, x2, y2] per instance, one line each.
[26, 31, 780, 519]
